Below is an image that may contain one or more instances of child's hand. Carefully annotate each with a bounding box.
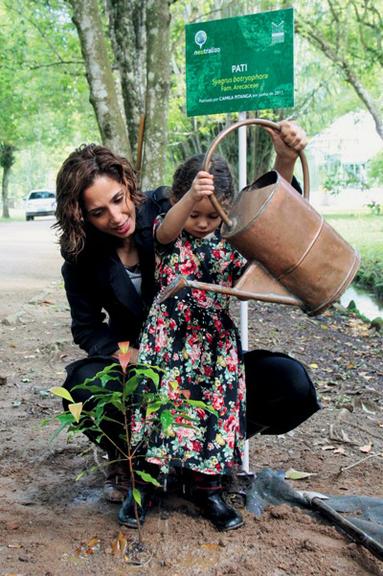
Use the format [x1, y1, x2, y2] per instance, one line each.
[189, 171, 215, 202]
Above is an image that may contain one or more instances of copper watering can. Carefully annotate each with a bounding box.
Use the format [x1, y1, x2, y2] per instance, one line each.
[162, 119, 360, 316]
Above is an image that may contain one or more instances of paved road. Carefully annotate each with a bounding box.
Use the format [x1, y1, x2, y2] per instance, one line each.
[0, 217, 63, 319]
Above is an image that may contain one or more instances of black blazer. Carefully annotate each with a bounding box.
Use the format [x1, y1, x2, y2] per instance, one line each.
[61, 187, 171, 356]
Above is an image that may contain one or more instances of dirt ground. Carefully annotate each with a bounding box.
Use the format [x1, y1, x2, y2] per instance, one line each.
[0, 280, 382, 576]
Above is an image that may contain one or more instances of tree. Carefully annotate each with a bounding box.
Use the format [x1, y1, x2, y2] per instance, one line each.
[0, 144, 16, 218]
[68, 0, 131, 158]
[296, 0, 383, 140]
[69, 0, 171, 188]
[0, 0, 99, 210]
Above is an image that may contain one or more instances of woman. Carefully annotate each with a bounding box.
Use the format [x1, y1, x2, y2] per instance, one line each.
[55, 122, 320, 521]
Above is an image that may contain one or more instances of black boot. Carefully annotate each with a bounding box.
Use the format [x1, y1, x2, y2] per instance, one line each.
[118, 484, 154, 528]
[190, 473, 244, 531]
[118, 462, 160, 528]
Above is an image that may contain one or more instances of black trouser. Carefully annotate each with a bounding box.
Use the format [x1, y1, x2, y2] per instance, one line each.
[243, 349, 320, 436]
[62, 350, 320, 454]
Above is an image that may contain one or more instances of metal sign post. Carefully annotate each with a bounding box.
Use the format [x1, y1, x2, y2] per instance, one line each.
[238, 111, 250, 474]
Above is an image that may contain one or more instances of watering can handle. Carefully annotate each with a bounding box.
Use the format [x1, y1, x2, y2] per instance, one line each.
[202, 118, 310, 227]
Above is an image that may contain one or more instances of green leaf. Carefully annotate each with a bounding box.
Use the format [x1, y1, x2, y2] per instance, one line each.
[123, 375, 140, 396]
[130, 365, 161, 388]
[144, 367, 161, 387]
[135, 470, 161, 487]
[72, 364, 120, 390]
[56, 411, 76, 425]
[186, 399, 218, 416]
[160, 409, 173, 431]
[146, 400, 164, 416]
[75, 469, 88, 481]
[49, 386, 74, 403]
[285, 468, 316, 480]
[100, 373, 119, 387]
[132, 487, 142, 506]
[49, 413, 75, 442]
[68, 402, 83, 423]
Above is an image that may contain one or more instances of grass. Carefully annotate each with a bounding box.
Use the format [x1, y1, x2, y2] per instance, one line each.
[324, 211, 383, 298]
[0, 216, 24, 222]
[0, 208, 25, 222]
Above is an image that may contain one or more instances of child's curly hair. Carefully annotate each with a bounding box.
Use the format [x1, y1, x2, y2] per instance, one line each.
[55, 144, 142, 258]
[171, 154, 234, 205]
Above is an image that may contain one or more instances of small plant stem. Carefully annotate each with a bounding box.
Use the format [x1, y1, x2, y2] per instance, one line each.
[86, 420, 129, 461]
[123, 374, 143, 543]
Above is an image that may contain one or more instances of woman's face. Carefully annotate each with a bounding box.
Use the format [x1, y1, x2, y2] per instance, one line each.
[83, 175, 136, 239]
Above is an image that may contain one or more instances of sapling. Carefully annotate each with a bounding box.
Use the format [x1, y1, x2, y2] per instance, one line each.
[50, 341, 216, 543]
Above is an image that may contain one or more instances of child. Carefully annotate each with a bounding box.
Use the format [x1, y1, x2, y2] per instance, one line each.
[121, 154, 248, 531]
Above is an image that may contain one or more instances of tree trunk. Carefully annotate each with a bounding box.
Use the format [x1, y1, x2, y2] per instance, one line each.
[142, 0, 171, 188]
[69, 0, 132, 158]
[106, 0, 171, 188]
[2, 165, 10, 219]
[106, 0, 146, 156]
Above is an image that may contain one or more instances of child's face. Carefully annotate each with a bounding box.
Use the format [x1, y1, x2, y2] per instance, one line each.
[184, 196, 221, 238]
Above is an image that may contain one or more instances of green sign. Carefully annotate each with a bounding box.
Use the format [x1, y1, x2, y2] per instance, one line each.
[185, 9, 294, 117]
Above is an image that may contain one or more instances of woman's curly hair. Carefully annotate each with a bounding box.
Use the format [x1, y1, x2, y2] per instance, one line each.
[55, 144, 142, 258]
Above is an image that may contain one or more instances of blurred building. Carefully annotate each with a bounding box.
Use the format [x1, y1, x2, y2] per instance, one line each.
[306, 111, 383, 210]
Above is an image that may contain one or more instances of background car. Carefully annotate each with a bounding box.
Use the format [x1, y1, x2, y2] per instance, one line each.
[25, 190, 56, 221]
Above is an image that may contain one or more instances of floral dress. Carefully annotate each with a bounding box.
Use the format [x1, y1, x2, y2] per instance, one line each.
[134, 220, 248, 475]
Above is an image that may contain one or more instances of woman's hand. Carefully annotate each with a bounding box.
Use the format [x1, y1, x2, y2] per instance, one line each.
[189, 171, 215, 202]
[265, 120, 308, 183]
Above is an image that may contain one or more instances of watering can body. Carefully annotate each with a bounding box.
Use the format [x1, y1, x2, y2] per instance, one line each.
[203, 119, 360, 316]
[224, 170, 360, 315]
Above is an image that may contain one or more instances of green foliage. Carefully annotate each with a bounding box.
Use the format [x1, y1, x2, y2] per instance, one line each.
[0, 143, 16, 170]
[296, 0, 383, 140]
[325, 212, 383, 298]
[356, 259, 383, 300]
[2, 0, 381, 197]
[319, 158, 367, 195]
[166, 0, 363, 189]
[0, 0, 98, 200]
[366, 201, 381, 216]
[367, 150, 383, 185]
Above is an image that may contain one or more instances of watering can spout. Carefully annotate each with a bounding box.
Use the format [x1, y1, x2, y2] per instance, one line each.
[234, 262, 302, 306]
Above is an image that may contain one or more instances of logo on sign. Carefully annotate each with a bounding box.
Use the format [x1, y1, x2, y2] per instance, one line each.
[195, 30, 207, 48]
[271, 21, 285, 44]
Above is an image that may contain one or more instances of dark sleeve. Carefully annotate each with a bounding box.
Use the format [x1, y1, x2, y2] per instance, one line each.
[62, 260, 118, 357]
[142, 187, 171, 222]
